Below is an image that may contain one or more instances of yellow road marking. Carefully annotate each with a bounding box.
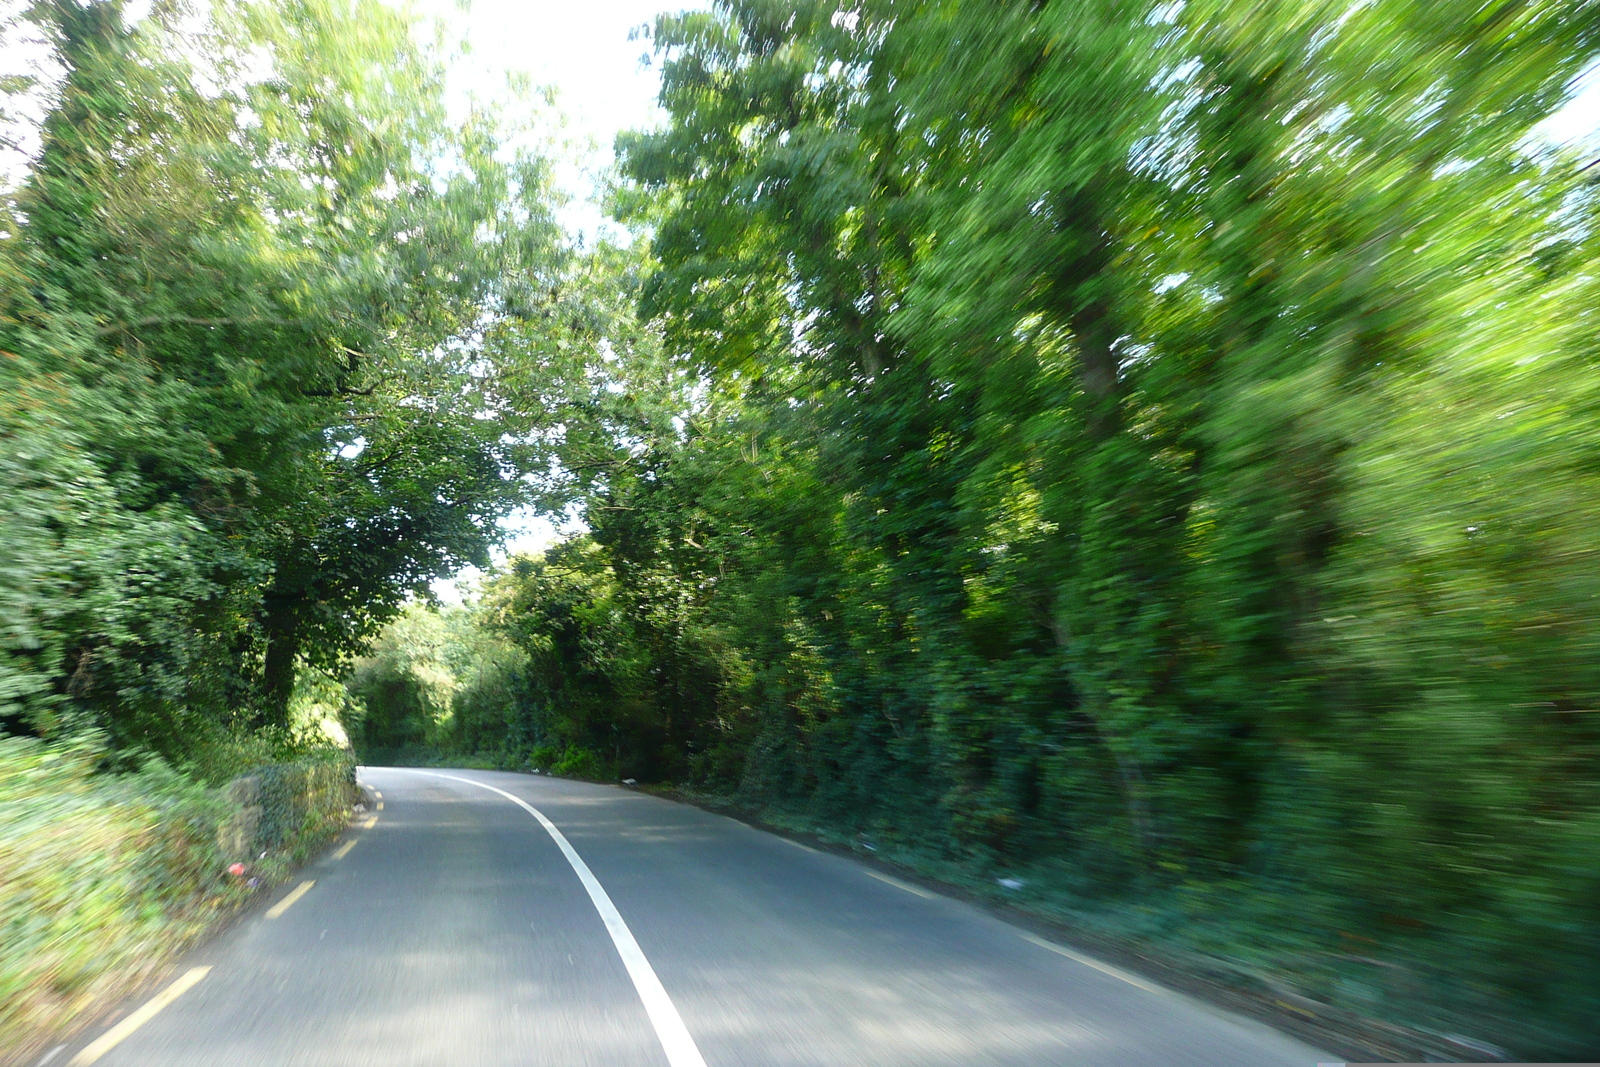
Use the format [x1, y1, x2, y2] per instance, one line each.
[69, 966, 211, 1065]
[1016, 932, 1166, 995]
[865, 869, 935, 899]
[376, 800, 383, 811]
[364, 815, 377, 829]
[373, 790, 383, 800]
[264, 880, 315, 919]
[330, 839, 357, 861]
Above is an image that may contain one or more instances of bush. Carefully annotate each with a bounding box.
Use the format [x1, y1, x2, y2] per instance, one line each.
[0, 735, 355, 1062]
[550, 745, 605, 780]
[249, 755, 358, 853]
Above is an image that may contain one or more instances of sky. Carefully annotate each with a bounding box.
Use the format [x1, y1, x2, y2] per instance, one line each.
[397, 0, 702, 598]
[405, 0, 691, 242]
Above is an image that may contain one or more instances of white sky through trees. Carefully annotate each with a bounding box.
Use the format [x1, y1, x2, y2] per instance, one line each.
[398, 0, 695, 244]
[402, 0, 703, 596]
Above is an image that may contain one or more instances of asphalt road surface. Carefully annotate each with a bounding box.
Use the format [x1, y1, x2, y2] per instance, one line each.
[66, 768, 1330, 1067]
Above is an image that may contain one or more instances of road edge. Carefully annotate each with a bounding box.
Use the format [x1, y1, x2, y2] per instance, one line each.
[4, 784, 378, 1067]
[635, 783, 1499, 1065]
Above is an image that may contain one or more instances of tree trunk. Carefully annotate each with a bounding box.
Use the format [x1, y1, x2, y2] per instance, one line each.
[260, 605, 300, 730]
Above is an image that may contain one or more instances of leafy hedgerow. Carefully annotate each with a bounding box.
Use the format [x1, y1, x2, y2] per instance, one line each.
[0, 736, 355, 1062]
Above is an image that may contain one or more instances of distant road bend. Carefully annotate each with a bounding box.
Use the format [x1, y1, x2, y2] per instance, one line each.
[64, 768, 1330, 1066]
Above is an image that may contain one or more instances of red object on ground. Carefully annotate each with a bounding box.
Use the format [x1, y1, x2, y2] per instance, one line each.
[227, 862, 246, 877]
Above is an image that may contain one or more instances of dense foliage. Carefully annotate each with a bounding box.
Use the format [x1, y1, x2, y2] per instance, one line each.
[352, 0, 1600, 1053]
[5, 0, 1599, 1054]
[0, 0, 581, 760]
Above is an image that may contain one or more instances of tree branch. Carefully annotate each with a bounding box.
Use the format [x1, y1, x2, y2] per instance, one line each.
[97, 315, 298, 336]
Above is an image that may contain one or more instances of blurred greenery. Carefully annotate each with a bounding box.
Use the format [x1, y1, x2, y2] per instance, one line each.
[0, 0, 576, 1055]
[0, 733, 355, 1061]
[351, 0, 1600, 1056]
[0, 0, 584, 755]
[5, 0, 1600, 1058]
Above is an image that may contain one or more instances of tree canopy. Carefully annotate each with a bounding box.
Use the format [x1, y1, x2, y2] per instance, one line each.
[0, 0, 578, 751]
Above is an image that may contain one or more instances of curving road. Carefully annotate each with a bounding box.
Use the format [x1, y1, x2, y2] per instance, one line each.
[65, 768, 1329, 1067]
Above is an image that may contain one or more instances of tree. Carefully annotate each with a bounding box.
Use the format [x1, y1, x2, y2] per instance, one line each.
[470, 0, 1600, 1051]
[0, 0, 571, 749]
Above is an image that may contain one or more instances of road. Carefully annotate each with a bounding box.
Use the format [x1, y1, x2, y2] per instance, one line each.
[64, 768, 1330, 1067]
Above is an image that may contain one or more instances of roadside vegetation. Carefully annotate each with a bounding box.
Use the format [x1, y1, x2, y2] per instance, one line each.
[349, 0, 1600, 1058]
[0, 0, 583, 1057]
[0, 735, 354, 1063]
[5, 0, 1600, 1060]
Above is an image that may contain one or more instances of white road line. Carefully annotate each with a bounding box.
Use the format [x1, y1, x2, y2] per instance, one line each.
[69, 966, 211, 1065]
[1016, 931, 1166, 995]
[864, 869, 935, 899]
[413, 771, 709, 1067]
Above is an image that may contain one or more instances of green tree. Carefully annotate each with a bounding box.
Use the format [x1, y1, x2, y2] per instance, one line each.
[467, 0, 1600, 1051]
[0, 0, 571, 751]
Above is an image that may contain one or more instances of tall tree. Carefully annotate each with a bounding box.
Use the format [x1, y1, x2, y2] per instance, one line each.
[464, 0, 1600, 1051]
[0, 0, 570, 747]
